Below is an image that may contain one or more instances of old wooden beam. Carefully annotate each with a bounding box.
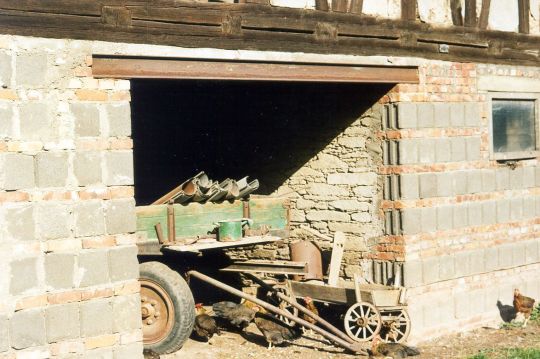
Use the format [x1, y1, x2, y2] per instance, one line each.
[518, 0, 530, 34]
[401, 0, 416, 22]
[331, 0, 348, 13]
[478, 0, 490, 30]
[348, 0, 363, 14]
[450, 0, 463, 26]
[464, 0, 476, 27]
[315, 0, 329, 11]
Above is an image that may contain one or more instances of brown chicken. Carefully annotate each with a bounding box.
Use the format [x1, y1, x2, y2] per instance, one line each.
[300, 296, 318, 335]
[369, 335, 420, 358]
[213, 301, 260, 331]
[193, 303, 220, 341]
[513, 288, 536, 327]
[254, 314, 302, 349]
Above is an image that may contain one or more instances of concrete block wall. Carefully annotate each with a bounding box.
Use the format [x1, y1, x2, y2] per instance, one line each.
[0, 35, 142, 358]
[382, 61, 540, 342]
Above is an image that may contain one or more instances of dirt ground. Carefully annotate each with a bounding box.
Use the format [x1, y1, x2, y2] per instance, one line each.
[163, 320, 540, 359]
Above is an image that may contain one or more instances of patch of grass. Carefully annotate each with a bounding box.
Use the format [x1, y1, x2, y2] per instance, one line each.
[530, 304, 540, 323]
[468, 351, 490, 359]
[499, 321, 523, 330]
[468, 348, 540, 359]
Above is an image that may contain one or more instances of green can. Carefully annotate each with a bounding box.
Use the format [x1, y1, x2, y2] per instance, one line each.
[215, 219, 252, 242]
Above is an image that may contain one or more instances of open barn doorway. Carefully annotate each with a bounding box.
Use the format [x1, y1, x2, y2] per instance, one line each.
[130, 79, 393, 205]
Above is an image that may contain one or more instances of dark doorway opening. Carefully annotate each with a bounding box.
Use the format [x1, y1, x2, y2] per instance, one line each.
[131, 80, 392, 205]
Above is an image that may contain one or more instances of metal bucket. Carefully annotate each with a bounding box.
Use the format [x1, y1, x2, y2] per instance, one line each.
[289, 240, 323, 281]
[215, 219, 252, 242]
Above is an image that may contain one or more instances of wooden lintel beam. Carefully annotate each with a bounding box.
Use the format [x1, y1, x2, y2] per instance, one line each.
[518, 0, 530, 34]
[478, 0, 491, 30]
[401, 0, 416, 22]
[464, 0, 477, 27]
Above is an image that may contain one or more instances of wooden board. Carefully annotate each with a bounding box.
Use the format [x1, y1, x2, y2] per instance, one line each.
[221, 259, 308, 275]
[165, 235, 281, 252]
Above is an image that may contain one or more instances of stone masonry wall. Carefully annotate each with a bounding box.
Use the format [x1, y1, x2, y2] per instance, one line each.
[0, 35, 142, 358]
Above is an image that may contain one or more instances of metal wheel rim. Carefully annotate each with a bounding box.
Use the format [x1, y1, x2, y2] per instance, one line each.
[269, 285, 298, 326]
[379, 308, 411, 343]
[343, 302, 382, 342]
[140, 278, 175, 345]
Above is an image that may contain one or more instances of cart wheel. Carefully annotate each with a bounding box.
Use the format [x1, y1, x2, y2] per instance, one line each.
[379, 308, 411, 343]
[267, 284, 298, 325]
[344, 302, 382, 342]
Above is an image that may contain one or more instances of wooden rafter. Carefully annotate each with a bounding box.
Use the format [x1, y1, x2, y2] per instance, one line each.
[464, 0, 477, 27]
[518, 0, 530, 34]
[478, 0, 490, 30]
[450, 0, 463, 26]
[401, 0, 416, 22]
[348, 0, 363, 14]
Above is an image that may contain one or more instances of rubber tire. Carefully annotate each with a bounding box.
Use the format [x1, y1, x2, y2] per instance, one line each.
[140, 261, 195, 354]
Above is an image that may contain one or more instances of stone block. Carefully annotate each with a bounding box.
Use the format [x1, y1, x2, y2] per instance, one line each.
[512, 242, 526, 267]
[397, 139, 418, 164]
[35, 152, 69, 188]
[396, 103, 417, 129]
[467, 202, 482, 227]
[45, 253, 75, 290]
[105, 151, 134, 186]
[10, 257, 38, 295]
[525, 240, 539, 264]
[523, 166, 535, 188]
[509, 167, 523, 190]
[11, 309, 46, 349]
[454, 251, 471, 277]
[465, 137, 481, 161]
[16, 53, 48, 87]
[0, 153, 35, 190]
[453, 204, 468, 229]
[484, 246, 498, 271]
[399, 173, 419, 199]
[74, 200, 105, 237]
[419, 173, 437, 198]
[421, 207, 437, 233]
[5, 203, 35, 241]
[19, 102, 53, 141]
[74, 151, 102, 186]
[113, 342, 144, 359]
[311, 154, 347, 169]
[523, 197, 535, 219]
[71, 103, 100, 137]
[36, 202, 71, 240]
[81, 299, 113, 336]
[83, 348, 113, 359]
[469, 248, 485, 274]
[106, 103, 131, 137]
[452, 171, 467, 195]
[46, 303, 80, 343]
[496, 167, 510, 191]
[464, 102, 481, 127]
[436, 206, 453, 231]
[481, 170, 496, 193]
[435, 138, 451, 163]
[0, 101, 14, 138]
[418, 139, 435, 164]
[329, 200, 369, 211]
[327, 172, 377, 185]
[351, 212, 371, 222]
[510, 197, 523, 221]
[0, 315, 8, 352]
[498, 244, 513, 269]
[496, 199, 511, 223]
[0, 53, 11, 87]
[454, 291, 470, 319]
[403, 260, 423, 287]
[109, 245, 139, 282]
[417, 103, 434, 128]
[481, 201, 496, 225]
[422, 257, 440, 284]
[112, 294, 141, 333]
[436, 173, 453, 197]
[400, 208, 421, 235]
[466, 170, 482, 194]
[438, 254, 455, 281]
[105, 199, 136, 235]
[450, 137, 466, 162]
[79, 250, 110, 287]
[306, 210, 350, 222]
[450, 103, 465, 127]
[433, 103, 450, 128]
[308, 183, 348, 196]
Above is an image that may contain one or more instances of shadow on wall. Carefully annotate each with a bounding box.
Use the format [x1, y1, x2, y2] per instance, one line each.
[131, 79, 392, 205]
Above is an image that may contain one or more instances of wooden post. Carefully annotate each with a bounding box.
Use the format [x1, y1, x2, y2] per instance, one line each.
[331, 0, 348, 12]
[450, 0, 464, 26]
[464, 0, 477, 27]
[478, 0, 491, 29]
[518, 0, 530, 34]
[401, 0, 416, 21]
[315, 0, 329, 11]
[166, 203, 175, 244]
[348, 0, 363, 14]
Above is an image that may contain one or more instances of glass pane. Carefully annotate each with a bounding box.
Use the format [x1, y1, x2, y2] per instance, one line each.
[492, 99, 536, 153]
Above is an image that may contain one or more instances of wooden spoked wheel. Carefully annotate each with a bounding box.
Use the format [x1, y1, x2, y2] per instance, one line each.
[344, 302, 382, 342]
[267, 284, 299, 325]
[379, 308, 411, 343]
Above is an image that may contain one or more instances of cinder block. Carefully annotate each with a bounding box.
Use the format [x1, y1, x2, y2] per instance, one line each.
[496, 167, 510, 191]
[112, 294, 141, 332]
[81, 299, 113, 336]
[71, 103, 100, 137]
[496, 199, 511, 223]
[46, 303, 80, 343]
[108, 245, 139, 282]
[0, 102, 14, 138]
[105, 199, 136, 235]
[0, 315, 8, 352]
[435, 138, 451, 163]
[79, 250, 110, 287]
[400, 208, 421, 235]
[396, 103, 417, 129]
[36, 202, 71, 240]
[536, 197, 540, 216]
[436, 173, 453, 197]
[465, 137, 481, 161]
[536, 166, 540, 187]
[105, 151, 134, 186]
[525, 240, 539, 264]
[35, 152, 69, 188]
[438, 296, 455, 324]
[523, 197, 535, 219]
[510, 197, 523, 221]
[397, 139, 418, 164]
[417, 103, 434, 128]
[74, 151, 102, 186]
[481, 170, 496, 193]
[0, 153, 35, 190]
[484, 286, 499, 313]
[433, 103, 450, 128]
[452, 171, 467, 195]
[19, 102, 53, 141]
[436, 206, 453, 231]
[419, 173, 437, 198]
[450, 103, 465, 127]
[454, 251, 471, 277]
[418, 139, 435, 164]
[74, 200, 105, 237]
[454, 291, 470, 319]
[399, 173, 419, 199]
[422, 257, 440, 284]
[467, 202, 482, 227]
[106, 103, 131, 137]
[450, 137, 466, 162]
[523, 166, 535, 188]
[45, 253, 75, 290]
[113, 342, 144, 359]
[5, 203, 35, 241]
[10, 257, 38, 295]
[469, 248, 486, 274]
[466, 170, 482, 194]
[403, 260, 423, 287]
[498, 244, 513, 269]
[83, 348, 113, 359]
[0, 53, 12, 87]
[11, 309, 46, 349]
[464, 102, 480, 127]
[509, 167, 524, 190]
[481, 201, 496, 225]
[453, 204, 468, 229]
[439, 254, 455, 281]
[16, 52, 48, 87]
[423, 301, 441, 327]
[512, 242, 526, 267]
[421, 207, 437, 233]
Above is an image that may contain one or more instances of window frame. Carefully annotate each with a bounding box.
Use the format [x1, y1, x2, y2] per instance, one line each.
[488, 92, 540, 161]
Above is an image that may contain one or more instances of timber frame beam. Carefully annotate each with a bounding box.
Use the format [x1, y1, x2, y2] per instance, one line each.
[0, 1, 539, 66]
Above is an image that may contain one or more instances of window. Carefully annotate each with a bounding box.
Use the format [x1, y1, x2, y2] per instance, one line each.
[489, 93, 540, 160]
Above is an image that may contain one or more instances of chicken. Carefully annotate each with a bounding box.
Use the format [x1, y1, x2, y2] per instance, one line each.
[143, 348, 160, 359]
[242, 299, 268, 315]
[254, 314, 302, 349]
[513, 288, 536, 327]
[300, 296, 318, 335]
[213, 301, 260, 330]
[193, 303, 220, 341]
[369, 335, 420, 358]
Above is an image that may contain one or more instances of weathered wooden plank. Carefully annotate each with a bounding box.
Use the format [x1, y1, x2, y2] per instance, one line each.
[315, 0, 329, 11]
[518, 0, 530, 34]
[401, 0, 416, 22]
[348, 0, 363, 14]
[478, 0, 490, 30]
[290, 281, 357, 304]
[128, 6, 224, 26]
[464, 0, 476, 27]
[166, 235, 281, 252]
[450, 0, 463, 26]
[331, 0, 348, 13]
